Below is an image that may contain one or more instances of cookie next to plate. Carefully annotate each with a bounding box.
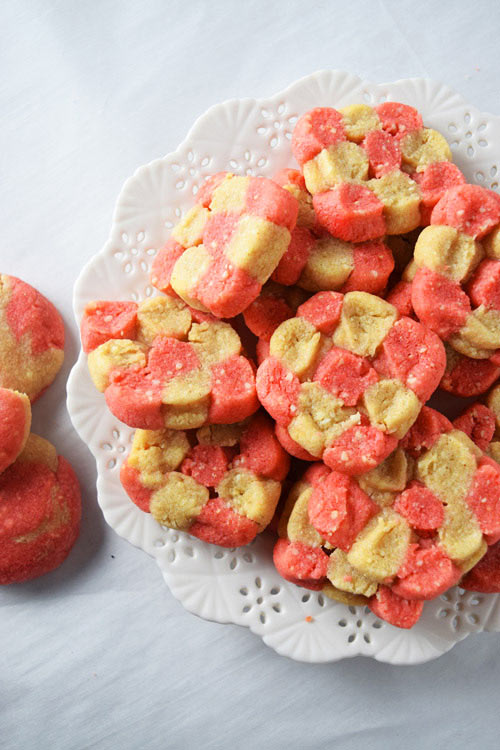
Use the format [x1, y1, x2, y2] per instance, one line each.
[120, 412, 289, 547]
[0, 434, 81, 584]
[256, 290, 445, 474]
[0, 274, 65, 401]
[81, 295, 259, 430]
[0, 387, 31, 474]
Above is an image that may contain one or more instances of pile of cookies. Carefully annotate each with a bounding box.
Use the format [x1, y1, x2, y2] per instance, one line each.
[81, 101, 500, 628]
[0, 274, 81, 584]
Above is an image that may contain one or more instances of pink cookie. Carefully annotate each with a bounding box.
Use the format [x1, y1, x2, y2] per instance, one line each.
[374, 102, 423, 139]
[362, 129, 401, 178]
[313, 183, 386, 243]
[242, 283, 307, 342]
[386, 280, 414, 318]
[391, 541, 461, 600]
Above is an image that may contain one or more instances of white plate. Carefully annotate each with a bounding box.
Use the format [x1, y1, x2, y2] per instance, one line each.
[67, 70, 500, 664]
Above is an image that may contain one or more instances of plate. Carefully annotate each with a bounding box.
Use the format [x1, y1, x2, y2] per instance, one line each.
[67, 70, 500, 664]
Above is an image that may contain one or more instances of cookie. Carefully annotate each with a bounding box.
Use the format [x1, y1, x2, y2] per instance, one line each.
[0, 274, 65, 401]
[82, 295, 259, 429]
[431, 184, 500, 240]
[150, 172, 298, 318]
[315, 405, 499, 578]
[291, 104, 451, 242]
[307, 461, 460, 600]
[0, 434, 81, 584]
[0, 388, 31, 474]
[120, 412, 289, 547]
[402, 407, 500, 551]
[273, 464, 426, 627]
[412, 188, 500, 360]
[256, 291, 445, 474]
[309, 407, 500, 598]
[274, 464, 355, 595]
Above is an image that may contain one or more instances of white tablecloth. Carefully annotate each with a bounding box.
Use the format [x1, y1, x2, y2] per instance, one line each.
[2, 2, 500, 748]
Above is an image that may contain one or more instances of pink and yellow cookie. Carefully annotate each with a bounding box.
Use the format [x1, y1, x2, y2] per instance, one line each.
[150, 172, 298, 318]
[412, 186, 500, 361]
[307, 456, 461, 604]
[273, 464, 424, 628]
[0, 388, 31, 474]
[0, 434, 81, 584]
[291, 104, 451, 242]
[0, 274, 65, 401]
[256, 290, 445, 475]
[81, 295, 259, 430]
[120, 412, 289, 547]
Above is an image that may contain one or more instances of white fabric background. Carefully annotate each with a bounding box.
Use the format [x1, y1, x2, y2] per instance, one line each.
[2, 1, 500, 748]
